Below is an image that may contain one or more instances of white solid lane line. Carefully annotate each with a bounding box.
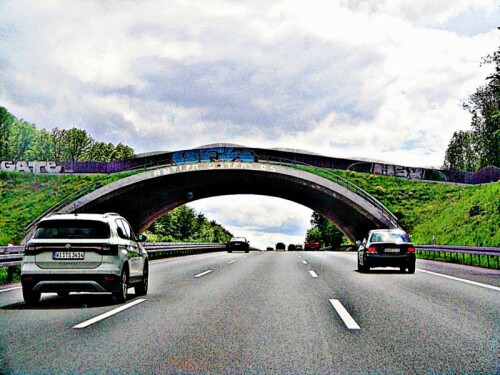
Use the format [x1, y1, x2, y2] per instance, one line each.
[0, 286, 21, 293]
[72, 299, 147, 329]
[309, 270, 318, 278]
[418, 269, 500, 292]
[329, 299, 361, 330]
[194, 270, 213, 278]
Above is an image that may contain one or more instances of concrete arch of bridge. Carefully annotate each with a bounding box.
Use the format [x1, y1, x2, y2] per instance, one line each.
[57, 162, 398, 242]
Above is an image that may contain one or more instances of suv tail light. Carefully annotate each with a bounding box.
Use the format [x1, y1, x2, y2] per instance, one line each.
[24, 244, 36, 254]
[408, 246, 415, 253]
[367, 246, 378, 253]
[102, 244, 118, 255]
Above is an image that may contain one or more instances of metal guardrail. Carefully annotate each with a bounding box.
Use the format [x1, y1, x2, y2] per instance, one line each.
[0, 243, 227, 269]
[415, 245, 500, 269]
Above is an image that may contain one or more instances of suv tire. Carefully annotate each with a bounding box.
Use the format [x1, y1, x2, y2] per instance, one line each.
[23, 287, 41, 306]
[135, 263, 149, 296]
[113, 268, 128, 303]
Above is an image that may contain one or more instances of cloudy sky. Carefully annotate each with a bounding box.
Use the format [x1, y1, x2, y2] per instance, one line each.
[1, 1, 499, 248]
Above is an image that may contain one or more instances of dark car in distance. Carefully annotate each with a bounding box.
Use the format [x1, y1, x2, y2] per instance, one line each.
[275, 242, 286, 251]
[357, 229, 416, 273]
[227, 237, 250, 253]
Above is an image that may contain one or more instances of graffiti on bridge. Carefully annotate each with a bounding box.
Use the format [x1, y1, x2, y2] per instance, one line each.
[348, 162, 447, 182]
[172, 147, 258, 165]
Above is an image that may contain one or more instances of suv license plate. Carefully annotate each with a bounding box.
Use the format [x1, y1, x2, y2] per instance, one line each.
[385, 248, 400, 253]
[53, 252, 85, 260]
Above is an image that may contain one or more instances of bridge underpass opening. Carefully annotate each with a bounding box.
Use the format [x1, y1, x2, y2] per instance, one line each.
[186, 195, 314, 250]
[52, 162, 399, 244]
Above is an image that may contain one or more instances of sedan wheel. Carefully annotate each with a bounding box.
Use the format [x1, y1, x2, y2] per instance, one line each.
[407, 263, 416, 274]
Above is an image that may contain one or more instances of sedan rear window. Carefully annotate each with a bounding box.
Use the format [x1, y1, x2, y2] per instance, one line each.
[370, 231, 410, 243]
[33, 220, 110, 239]
[230, 237, 247, 242]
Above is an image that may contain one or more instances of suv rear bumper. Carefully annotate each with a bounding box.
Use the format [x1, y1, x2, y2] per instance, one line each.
[21, 273, 123, 293]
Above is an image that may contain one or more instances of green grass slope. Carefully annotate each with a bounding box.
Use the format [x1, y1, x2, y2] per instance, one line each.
[0, 172, 132, 245]
[302, 167, 499, 247]
[0, 169, 498, 247]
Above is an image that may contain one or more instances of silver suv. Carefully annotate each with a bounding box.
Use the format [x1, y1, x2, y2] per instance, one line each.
[21, 213, 149, 305]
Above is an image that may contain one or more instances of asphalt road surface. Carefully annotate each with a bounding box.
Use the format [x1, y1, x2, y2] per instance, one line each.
[0, 251, 498, 374]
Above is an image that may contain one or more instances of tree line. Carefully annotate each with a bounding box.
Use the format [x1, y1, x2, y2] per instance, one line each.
[144, 205, 233, 243]
[443, 43, 500, 171]
[0, 106, 135, 162]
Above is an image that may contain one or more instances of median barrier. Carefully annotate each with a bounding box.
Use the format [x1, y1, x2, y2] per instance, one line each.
[0, 243, 227, 283]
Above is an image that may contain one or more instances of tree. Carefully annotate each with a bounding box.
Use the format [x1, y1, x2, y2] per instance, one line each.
[306, 212, 345, 248]
[50, 128, 67, 161]
[112, 143, 135, 160]
[443, 130, 478, 171]
[62, 128, 93, 163]
[0, 106, 15, 159]
[444, 44, 500, 170]
[8, 120, 39, 160]
[86, 142, 115, 162]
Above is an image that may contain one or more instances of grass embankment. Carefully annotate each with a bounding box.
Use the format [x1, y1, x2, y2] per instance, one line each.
[297, 167, 499, 247]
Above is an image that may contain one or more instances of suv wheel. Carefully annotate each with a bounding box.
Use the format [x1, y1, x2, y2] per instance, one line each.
[113, 268, 128, 303]
[23, 287, 41, 305]
[135, 263, 149, 296]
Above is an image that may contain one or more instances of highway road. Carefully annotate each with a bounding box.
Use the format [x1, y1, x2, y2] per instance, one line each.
[0, 251, 498, 374]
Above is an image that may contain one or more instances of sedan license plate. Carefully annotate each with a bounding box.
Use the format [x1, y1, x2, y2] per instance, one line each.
[384, 248, 400, 253]
[53, 251, 85, 260]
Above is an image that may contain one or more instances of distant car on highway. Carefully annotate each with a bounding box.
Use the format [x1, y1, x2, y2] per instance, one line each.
[275, 242, 286, 251]
[21, 212, 149, 305]
[227, 237, 250, 253]
[287, 244, 296, 251]
[304, 241, 320, 251]
[357, 229, 415, 273]
[266, 246, 274, 251]
[295, 244, 303, 250]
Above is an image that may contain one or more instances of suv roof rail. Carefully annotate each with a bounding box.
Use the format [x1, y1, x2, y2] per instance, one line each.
[103, 212, 121, 218]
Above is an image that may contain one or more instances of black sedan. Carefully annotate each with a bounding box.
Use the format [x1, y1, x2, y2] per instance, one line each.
[227, 237, 250, 253]
[357, 229, 416, 273]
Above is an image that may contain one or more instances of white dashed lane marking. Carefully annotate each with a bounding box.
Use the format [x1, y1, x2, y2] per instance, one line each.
[73, 299, 147, 329]
[329, 299, 361, 330]
[194, 270, 213, 278]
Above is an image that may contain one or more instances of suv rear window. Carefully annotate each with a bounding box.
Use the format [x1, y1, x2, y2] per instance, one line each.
[33, 220, 110, 239]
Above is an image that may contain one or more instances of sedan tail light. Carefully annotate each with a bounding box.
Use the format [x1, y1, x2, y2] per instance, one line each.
[408, 246, 415, 253]
[367, 246, 378, 253]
